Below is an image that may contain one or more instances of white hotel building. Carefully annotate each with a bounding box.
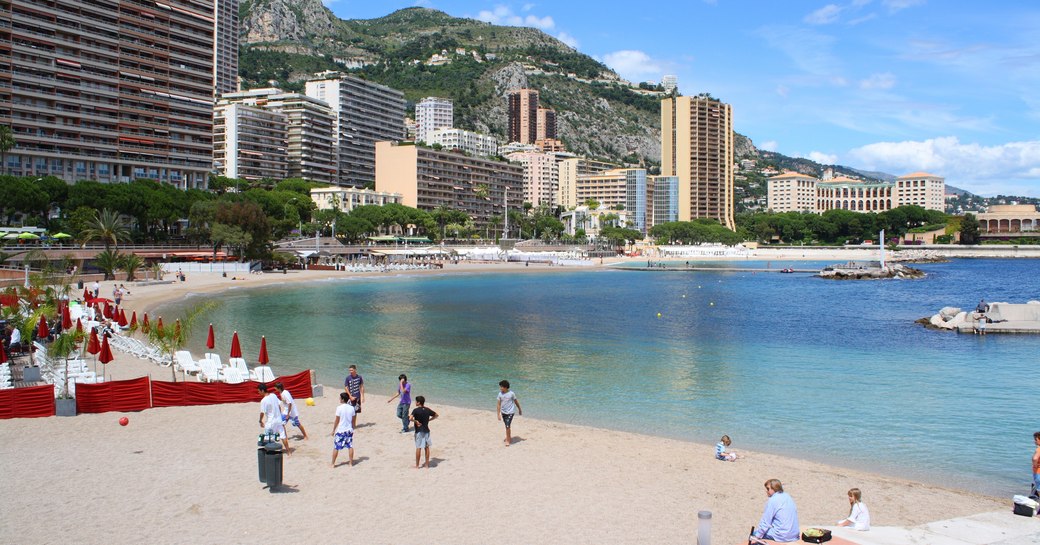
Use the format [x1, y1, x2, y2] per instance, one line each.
[767, 172, 946, 214]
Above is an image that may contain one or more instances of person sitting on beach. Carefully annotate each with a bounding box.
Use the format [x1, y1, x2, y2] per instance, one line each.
[752, 479, 800, 543]
[715, 435, 741, 461]
[258, 383, 290, 455]
[837, 488, 870, 531]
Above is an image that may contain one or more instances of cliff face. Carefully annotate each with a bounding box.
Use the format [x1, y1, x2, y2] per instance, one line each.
[240, 0, 338, 44]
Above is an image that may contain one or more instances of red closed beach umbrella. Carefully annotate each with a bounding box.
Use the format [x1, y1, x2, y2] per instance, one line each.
[229, 331, 242, 359]
[156, 316, 164, 336]
[98, 335, 113, 364]
[87, 329, 100, 355]
[118, 309, 128, 328]
[141, 313, 150, 334]
[258, 336, 269, 365]
[174, 319, 181, 339]
[82, 288, 90, 300]
[0, 341, 7, 365]
[206, 324, 215, 350]
[103, 302, 112, 319]
[62, 305, 72, 331]
[37, 315, 48, 339]
[75, 318, 83, 334]
[129, 311, 137, 329]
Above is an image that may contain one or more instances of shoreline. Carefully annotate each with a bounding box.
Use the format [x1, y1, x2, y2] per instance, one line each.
[1, 259, 1020, 543]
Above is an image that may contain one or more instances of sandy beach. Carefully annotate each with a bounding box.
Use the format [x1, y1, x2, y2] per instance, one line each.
[0, 257, 1015, 544]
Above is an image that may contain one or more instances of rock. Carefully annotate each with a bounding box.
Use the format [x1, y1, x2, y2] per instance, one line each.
[929, 314, 945, 327]
[939, 307, 961, 320]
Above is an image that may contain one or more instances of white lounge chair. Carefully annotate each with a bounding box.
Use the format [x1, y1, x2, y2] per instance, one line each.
[198, 358, 222, 383]
[229, 357, 249, 377]
[251, 365, 275, 383]
[221, 367, 245, 384]
[174, 351, 202, 375]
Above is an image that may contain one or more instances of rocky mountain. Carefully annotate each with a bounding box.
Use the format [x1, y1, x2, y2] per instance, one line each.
[237, 5, 871, 183]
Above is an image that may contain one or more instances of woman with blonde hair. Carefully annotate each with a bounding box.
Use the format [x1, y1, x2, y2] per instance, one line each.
[837, 488, 871, 531]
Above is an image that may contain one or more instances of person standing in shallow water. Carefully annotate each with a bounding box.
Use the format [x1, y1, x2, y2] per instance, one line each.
[386, 374, 411, 432]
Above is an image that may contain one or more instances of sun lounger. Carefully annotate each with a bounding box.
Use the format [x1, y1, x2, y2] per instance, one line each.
[221, 367, 245, 384]
[229, 357, 249, 377]
[174, 351, 203, 375]
[198, 357, 222, 383]
[251, 365, 275, 383]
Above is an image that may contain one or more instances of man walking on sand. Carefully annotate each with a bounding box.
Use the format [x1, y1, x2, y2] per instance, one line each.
[496, 380, 522, 446]
[410, 395, 438, 469]
[343, 365, 364, 423]
[275, 382, 308, 440]
[331, 392, 356, 468]
[258, 383, 290, 455]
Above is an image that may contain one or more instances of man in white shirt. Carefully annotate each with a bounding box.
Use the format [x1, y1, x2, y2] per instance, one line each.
[7, 325, 21, 353]
[258, 384, 289, 454]
[275, 382, 308, 440]
[331, 392, 356, 468]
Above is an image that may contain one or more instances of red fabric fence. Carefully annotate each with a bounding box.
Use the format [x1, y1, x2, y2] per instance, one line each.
[0, 370, 312, 418]
[0, 384, 56, 419]
[151, 370, 312, 408]
[76, 377, 152, 414]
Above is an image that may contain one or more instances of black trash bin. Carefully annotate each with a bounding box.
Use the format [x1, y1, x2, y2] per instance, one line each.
[263, 442, 284, 491]
[77, 280, 84, 290]
[257, 433, 276, 483]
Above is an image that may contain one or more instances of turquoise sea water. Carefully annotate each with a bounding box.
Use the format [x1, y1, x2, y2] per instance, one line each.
[165, 258, 1040, 496]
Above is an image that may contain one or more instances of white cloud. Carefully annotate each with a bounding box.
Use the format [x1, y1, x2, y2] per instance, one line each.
[805, 4, 843, 25]
[859, 72, 896, 89]
[601, 50, 665, 80]
[522, 3, 536, 11]
[806, 151, 839, 164]
[413, 0, 432, 6]
[882, 0, 925, 12]
[848, 137, 1040, 190]
[476, 5, 554, 30]
[556, 31, 579, 49]
[760, 140, 779, 152]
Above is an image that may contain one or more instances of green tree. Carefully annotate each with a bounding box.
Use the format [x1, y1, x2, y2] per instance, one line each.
[210, 223, 252, 260]
[0, 125, 15, 175]
[148, 302, 216, 381]
[959, 213, 980, 245]
[120, 253, 145, 282]
[80, 209, 129, 252]
[92, 249, 122, 281]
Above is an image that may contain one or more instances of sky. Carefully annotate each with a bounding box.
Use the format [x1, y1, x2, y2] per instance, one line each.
[323, 1, 1040, 197]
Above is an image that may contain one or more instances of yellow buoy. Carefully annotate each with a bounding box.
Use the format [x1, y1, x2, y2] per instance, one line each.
[305, 397, 315, 406]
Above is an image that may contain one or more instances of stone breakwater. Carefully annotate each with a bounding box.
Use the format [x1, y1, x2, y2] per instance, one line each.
[818, 262, 925, 280]
[919, 301, 1040, 334]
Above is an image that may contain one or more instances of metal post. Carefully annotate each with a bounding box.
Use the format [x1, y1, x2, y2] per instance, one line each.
[879, 229, 886, 270]
[697, 510, 712, 545]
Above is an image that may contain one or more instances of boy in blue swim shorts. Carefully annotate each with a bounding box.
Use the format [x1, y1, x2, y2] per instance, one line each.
[331, 392, 356, 468]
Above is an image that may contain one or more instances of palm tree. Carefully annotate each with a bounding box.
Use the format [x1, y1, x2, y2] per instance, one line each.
[81, 209, 129, 252]
[0, 125, 15, 175]
[147, 302, 215, 381]
[120, 253, 144, 281]
[488, 215, 503, 242]
[93, 249, 122, 281]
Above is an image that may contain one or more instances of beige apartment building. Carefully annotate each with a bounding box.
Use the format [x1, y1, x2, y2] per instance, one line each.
[213, 102, 287, 181]
[575, 168, 639, 211]
[766, 172, 820, 212]
[375, 141, 524, 229]
[0, 0, 215, 188]
[536, 106, 556, 140]
[557, 157, 618, 208]
[506, 151, 558, 208]
[310, 186, 402, 213]
[767, 172, 946, 213]
[661, 96, 735, 229]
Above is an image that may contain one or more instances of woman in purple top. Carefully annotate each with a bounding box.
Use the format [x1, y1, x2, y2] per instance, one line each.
[386, 374, 412, 433]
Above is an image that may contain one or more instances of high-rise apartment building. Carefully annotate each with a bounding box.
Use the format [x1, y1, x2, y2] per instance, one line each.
[575, 168, 639, 211]
[306, 73, 405, 187]
[416, 97, 453, 144]
[219, 88, 337, 184]
[0, 0, 215, 188]
[652, 176, 679, 228]
[557, 157, 618, 208]
[624, 169, 648, 234]
[213, 0, 239, 96]
[506, 151, 558, 208]
[213, 102, 287, 181]
[508, 89, 539, 144]
[661, 96, 735, 230]
[536, 107, 556, 140]
[375, 141, 524, 230]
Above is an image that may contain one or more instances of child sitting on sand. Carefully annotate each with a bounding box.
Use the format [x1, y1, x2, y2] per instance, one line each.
[837, 488, 871, 531]
[715, 435, 741, 461]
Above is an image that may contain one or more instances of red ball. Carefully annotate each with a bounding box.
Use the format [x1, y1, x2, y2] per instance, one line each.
[119, 417, 129, 426]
